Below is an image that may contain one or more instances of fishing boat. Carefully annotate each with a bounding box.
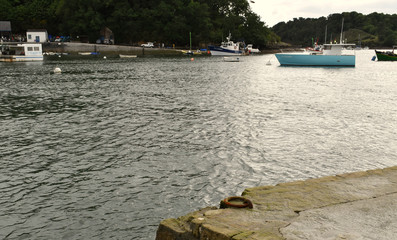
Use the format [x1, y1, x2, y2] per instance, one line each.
[208, 32, 242, 56]
[275, 18, 355, 67]
[375, 46, 397, 61]
[275, 43, 355, 67]
[0, 43, 43, 62]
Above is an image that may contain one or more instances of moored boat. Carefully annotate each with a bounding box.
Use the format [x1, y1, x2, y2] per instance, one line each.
[78, 52, 100, 55]
[208, 32, 242, 56]
[275, 18, 355, 67]
[375, 46, 397, 61]
[119, 54, 137, 58]
[246, 44, 260, 54]
[0, 43, 43, 62]
[275, 43, 355, 67]
[181, 50, 202, 55]
[223, 56, 240, 62]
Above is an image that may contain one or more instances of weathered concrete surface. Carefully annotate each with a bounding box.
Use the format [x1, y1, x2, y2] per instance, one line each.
[156, 166, 397, 240]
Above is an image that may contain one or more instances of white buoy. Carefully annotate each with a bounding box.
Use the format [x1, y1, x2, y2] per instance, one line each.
[54, 67, 62, 74]
[103, 56, 107, 59]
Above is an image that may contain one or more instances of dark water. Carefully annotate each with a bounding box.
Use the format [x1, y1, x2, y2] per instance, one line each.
[1, 51, 396, 239]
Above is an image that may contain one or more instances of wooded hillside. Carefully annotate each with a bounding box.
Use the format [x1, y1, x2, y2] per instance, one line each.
[272, 12, 397, 47]
[0, 0, 279, 48]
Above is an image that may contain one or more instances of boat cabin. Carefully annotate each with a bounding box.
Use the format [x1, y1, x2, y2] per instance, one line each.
[323, 43, 355, 55]
[0, 43, 43, 61]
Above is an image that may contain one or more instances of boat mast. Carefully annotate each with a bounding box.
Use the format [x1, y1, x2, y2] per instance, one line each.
[340, 18, 344, 44]
[324, 25, 327, 44]
[189, 32, 192, 51]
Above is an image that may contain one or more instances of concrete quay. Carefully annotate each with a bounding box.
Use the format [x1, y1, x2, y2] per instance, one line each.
[42, 42, 181, 55]
[156, 166, 397, 240]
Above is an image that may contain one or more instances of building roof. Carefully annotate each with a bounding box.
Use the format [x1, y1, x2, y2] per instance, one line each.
[0, 21, 11, 32]
[27, 29, 48, 33]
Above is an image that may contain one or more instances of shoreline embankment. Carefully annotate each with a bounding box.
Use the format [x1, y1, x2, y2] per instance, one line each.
[156, 166, 397, 239]
[42, 42, 183, 56]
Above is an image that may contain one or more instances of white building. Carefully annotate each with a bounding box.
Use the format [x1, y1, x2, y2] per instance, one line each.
[26, 29, 48, 43]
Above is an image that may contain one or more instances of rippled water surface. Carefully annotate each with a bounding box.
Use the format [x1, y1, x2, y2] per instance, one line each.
[1, 51, 397, 239]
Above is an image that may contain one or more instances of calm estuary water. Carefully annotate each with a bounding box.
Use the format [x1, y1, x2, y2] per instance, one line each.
[1, 50, 396, 239]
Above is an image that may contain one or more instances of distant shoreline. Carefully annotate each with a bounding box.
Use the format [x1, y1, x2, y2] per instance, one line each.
[4, 42, 376, 56]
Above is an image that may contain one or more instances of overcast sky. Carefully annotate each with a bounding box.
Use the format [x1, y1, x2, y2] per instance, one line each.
[249, 0, 397, 27]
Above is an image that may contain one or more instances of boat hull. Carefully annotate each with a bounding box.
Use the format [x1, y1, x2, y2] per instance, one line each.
[208, 45, 241, 56]
[275, 53, 355, 67]
[0, 55, 43, 62]
[119, 54, 137, 58]
[375, 50, 397, 61]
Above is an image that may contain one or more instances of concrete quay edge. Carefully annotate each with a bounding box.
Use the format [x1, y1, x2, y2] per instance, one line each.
[156, 166, 397, 240]
[42, 42, 182, 55]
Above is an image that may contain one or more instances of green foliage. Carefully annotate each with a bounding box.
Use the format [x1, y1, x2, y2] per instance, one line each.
[1, 0, 275, 48]
[272, 11, 397, 47]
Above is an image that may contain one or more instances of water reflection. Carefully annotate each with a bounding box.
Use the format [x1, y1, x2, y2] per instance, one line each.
[1, 51, 396, 239]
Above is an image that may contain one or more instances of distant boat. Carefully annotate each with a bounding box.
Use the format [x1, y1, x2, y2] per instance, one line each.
[246, 44, 260, 54]
[181, 49, 202, 55]
[119, 54, 137, 58]
[0, 43, 43, 62]
[223, 56, 240, 62]
[375, 46, 397, 61]
[182, 32, 202, 55]
[78, 52, 99, 55]
[275, 43, 355, 67]
[208, 32, 242, 56]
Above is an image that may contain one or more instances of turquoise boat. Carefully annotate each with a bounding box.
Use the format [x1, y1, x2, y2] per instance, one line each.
[275, 43, 356, 67]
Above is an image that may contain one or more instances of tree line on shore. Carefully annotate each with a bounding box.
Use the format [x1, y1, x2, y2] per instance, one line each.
[2, 1, 396, 48]
[272, 11, 397, 48]
[1, 0, 280, 48]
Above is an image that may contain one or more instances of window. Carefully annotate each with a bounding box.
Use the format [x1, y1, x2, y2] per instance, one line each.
[27, 47, 33, 51]
[34, 47, 39, 51]
[28, 34, 32, 40]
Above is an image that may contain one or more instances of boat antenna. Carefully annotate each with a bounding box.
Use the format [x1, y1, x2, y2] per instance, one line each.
[340, 17, 344, 44]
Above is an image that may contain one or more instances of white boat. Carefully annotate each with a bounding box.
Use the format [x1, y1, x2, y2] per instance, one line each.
[181, 49, 202, 55]
[119, 54, 137, 58]
[0, 43, 43, 62]
[275, 43, 355, 67]
[275, 19, 355, 67]
[223, 56, 240, 62]
[246, 44, 260, 54]
[208, 32, 242, 56]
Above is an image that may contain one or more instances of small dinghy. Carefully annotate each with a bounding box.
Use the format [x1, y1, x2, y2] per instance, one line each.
[119, 54, 137, 58]
[223, 56, 240, 62]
